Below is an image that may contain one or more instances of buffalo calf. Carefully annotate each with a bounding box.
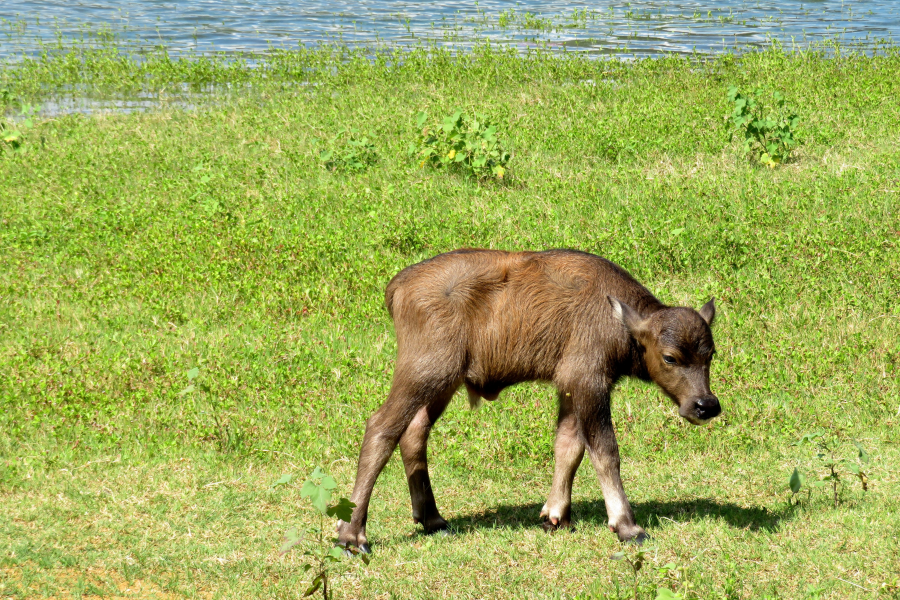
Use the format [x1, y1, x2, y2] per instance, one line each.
[337, 249, 720, 551]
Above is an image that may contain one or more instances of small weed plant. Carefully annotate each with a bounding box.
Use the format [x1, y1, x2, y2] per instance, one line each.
[409, 109, 511, 180]
[655, 561, 696, 600]
[179, 367, 246, 452]
[0, 104, 36, 153]
[789, 432, 870, 507]
[610, 546, 649, 600]
[277, 467, 367, 600]
[319, 128, 377, 173]
[604, 547, 698, 600]
[726, 85, 799, 167]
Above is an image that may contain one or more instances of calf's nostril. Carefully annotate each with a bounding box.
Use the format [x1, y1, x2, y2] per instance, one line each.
[695, 397, 721, 419]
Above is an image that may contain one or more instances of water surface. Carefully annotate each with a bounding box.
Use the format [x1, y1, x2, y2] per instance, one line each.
[1, 1, 899, 59]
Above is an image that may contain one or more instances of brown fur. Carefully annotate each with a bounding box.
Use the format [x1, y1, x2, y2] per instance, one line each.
[337, 249, 720, 551]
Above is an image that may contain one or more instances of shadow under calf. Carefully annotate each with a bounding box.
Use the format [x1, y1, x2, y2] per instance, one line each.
[445, 497, 788, 536]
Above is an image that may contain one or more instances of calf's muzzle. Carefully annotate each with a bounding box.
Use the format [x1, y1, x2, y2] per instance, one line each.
[687, 395, 721, 423]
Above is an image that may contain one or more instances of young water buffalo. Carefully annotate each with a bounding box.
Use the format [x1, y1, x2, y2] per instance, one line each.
[337, 249, 720, 551]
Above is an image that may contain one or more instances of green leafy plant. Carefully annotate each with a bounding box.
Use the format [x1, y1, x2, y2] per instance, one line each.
[319, 128, 377, 173]
[610, 546, 650, 600]
[656, 561, 692, 600]
[726, 86, 800, 167]
[0, 104, 36, 153]
[607, 549, 704, 600]
[409, 109, 511, 180]
[655, 588, 684, 600]
[789, 432, 870, 507]
[278, 467, 367, 600]
[179, 366, 246, 453]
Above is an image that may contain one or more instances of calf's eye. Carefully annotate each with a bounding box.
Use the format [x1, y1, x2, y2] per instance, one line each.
[662, 355, 676, 365]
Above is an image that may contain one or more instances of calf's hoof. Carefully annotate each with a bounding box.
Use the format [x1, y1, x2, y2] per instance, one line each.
[421, 516, 450, 535]
[612, 523, 649, 545]
[541, 517, 574, 533]
[336, 521, 370, 554]
[539, 504, 573, 533]
[341, 543, 371, 557]
[339, 540, 372, 555]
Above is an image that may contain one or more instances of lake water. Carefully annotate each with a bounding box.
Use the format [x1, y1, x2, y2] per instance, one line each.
[1, 1, 899, 59]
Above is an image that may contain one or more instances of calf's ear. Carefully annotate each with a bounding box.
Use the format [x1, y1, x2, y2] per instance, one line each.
[608, 297, 648, 340]
[699, 298, 716, 326]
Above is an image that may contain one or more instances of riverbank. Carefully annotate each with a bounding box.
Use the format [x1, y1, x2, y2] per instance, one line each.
[1, 45, 899, 598]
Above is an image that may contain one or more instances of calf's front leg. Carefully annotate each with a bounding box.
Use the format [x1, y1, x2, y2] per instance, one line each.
[575, 387, 648, 544]
[541, 396, 584, 531]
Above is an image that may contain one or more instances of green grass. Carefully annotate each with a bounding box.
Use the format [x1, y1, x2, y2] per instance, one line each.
[1, 43, 899, 599]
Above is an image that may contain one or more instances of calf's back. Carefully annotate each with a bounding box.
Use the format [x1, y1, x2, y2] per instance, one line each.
[385, 249, 663, 394]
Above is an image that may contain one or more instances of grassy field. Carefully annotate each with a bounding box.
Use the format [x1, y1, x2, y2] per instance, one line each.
[1, 42, 899, 599]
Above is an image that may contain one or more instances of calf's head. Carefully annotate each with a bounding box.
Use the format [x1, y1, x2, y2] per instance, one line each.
[609, 297, 720, 425]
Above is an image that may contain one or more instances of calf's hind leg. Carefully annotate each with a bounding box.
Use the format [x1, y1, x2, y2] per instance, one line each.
[399, 395, 454, 533]
[337, 368, 460, 553]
